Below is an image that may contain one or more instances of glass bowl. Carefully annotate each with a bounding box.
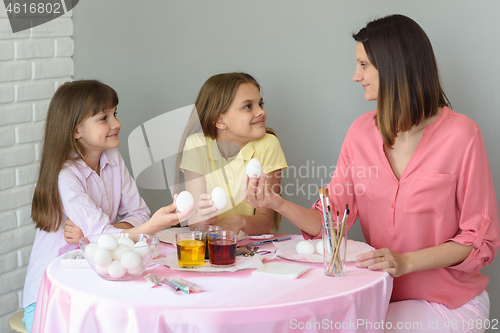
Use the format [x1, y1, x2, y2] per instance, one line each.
[79, 232, 159, 281]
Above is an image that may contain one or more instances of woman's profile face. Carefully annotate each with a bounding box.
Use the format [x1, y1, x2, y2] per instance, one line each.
[352, 42, 379, 101]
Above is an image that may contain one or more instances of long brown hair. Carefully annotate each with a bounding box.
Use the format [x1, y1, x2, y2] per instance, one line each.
[174, 73, 281, 229]
[353, 14, 450, 147]
[32, 80, 119, 232]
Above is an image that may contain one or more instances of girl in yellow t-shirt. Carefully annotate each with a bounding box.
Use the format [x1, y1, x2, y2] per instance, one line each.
[178, 73, 287, 235]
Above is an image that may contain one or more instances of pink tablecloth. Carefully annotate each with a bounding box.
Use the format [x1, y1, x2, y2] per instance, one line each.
[32, 235, 393, 333]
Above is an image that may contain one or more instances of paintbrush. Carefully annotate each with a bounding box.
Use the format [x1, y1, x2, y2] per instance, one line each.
[318, 188, 328, 225]
[319, 188, 334, 254]
[324, 188, 335, 224]
[324, 188, 338, 269]
[329, 207, 349, 273]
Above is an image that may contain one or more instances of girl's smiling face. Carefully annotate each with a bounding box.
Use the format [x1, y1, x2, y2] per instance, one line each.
[74, 107, 121, 156]
[352, 42, 379, 101]
[217, 83, 267, 147]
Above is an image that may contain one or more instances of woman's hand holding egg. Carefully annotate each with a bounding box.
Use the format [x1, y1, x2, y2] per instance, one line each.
[242, 157, 284, 210]
[242, 173, 283, 211]
[245, 158, 263, 178]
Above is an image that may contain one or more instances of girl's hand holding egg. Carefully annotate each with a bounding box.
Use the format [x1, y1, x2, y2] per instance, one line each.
[176, 191, 194, 213]
[194, 193, 219, 223]
[150, 193, 195, 229]
[211, 187, 228, 210]
[187, 188, 227, 229]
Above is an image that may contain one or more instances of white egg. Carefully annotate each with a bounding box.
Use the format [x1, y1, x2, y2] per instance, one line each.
[107, 260, 127, 278]
[112, 246, 131, 260]
[245, 158, 263, 178]
[296, 241, 316, 255]
[120, 251, 142, 269]
[211, 187, 228, 210]
[95, 264, 109, 275]
[127, 265, 143, 275]
[316, 240, 324, 255]
[84, 243, 99, 260]
[94, 248, 113, 267]
[97, 234, 118, 249]
[133, 241, 150, 258]
[176, 191, 194, 212]
[117, 237, 135, 247]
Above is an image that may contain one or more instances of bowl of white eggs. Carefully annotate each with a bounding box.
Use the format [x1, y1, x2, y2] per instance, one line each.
[79, 232, 159, 281]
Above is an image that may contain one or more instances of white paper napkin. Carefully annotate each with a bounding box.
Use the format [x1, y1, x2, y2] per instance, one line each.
[251, 262, 311, 279]
[61, 250, 91, 269]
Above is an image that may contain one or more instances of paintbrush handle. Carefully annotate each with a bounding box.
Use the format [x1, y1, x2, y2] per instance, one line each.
[329, 220, 346, 274]
[327, 222, 339, 272]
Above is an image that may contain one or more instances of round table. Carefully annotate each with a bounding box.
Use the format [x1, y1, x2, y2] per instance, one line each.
[32, 234, 393, 333]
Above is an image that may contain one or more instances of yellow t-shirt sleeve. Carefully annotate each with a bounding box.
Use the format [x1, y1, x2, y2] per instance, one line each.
[256, 134, 288, 174]
[179, 133, 207, 175]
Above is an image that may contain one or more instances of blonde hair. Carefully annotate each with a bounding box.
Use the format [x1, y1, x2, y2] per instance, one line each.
[31, 80, 118, 232]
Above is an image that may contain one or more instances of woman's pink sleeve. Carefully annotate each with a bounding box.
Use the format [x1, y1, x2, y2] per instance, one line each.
[301, 130, 358, 240]
[447, 128, 500, 273]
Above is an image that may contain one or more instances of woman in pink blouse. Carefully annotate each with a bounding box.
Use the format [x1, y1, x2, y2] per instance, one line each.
[243, 15, 499, 332]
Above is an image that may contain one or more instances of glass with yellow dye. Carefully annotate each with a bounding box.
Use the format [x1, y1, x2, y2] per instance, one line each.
[176, 232, 206, 268]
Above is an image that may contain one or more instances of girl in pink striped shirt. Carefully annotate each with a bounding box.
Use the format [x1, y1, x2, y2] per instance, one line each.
[22, 80, 194, 332]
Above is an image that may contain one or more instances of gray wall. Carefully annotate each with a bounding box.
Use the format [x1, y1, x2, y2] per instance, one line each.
[73, 0, 500, 323]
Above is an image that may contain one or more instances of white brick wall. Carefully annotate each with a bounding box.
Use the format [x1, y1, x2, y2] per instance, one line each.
[0, 84, 15, 103]
[0, 41, 14, 60]
[0, 212, 16, 232]
[15, 80, 56, 101]
[0, 170, 15, 190]
[15, 39, 55, 59]
[0, 4, 73, 331]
